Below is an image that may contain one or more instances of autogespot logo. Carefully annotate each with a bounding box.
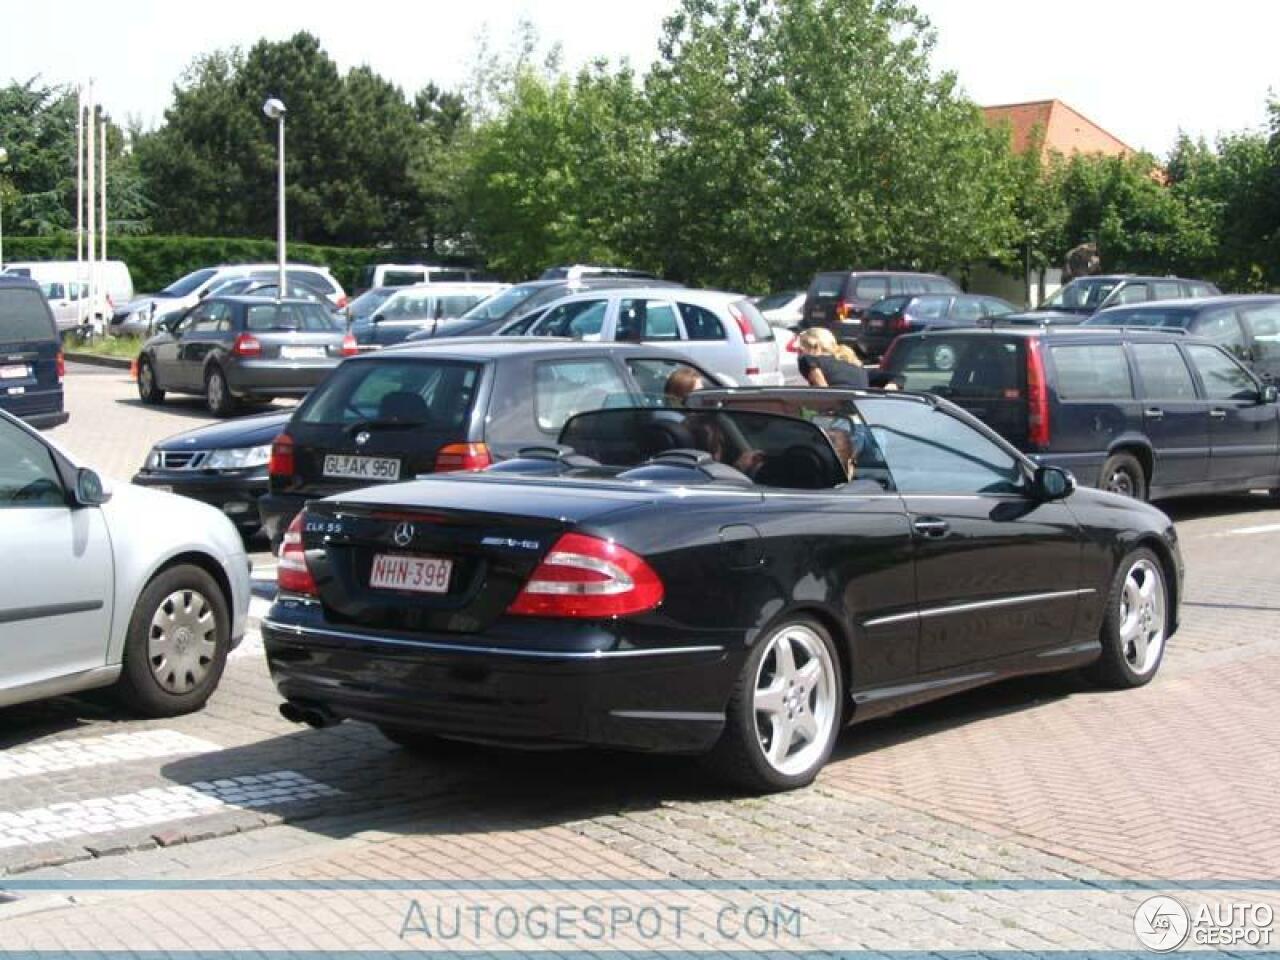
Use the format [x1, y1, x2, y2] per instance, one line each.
[1134, 895, 1191, 952]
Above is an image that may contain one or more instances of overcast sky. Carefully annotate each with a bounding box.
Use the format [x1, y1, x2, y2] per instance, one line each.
[3, 0, 1275, 155]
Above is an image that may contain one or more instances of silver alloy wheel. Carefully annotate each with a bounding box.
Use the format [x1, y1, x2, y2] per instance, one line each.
[1106, 467, 1136, 497]
[752, 624, 838, 777]
[147, 589, 219, 694]
[139, 361, 154, 395]
[1118, 558, 1166, 676]
[207, 371, 225, 410]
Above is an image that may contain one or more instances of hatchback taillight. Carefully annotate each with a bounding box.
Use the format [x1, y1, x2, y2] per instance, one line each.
[434, 442, 492, 472]
[890, 314, 911, 333]
[507, 532, 664, 619]
[56, 350, 65, 382]
[269, 433, 295, 477]
[232, 333, 262, 357]
[277, 512, 317, 596]
[340, 333, 358, 357]
[1026, 338, 1051, 449]
[785, 334, 799, 353]
[727, 303, 756, 343]
[835, 298, 852, 321]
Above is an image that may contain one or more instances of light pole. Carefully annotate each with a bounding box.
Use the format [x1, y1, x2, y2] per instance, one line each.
[262, 97, 287, 299]
[0, 147, 8, 270]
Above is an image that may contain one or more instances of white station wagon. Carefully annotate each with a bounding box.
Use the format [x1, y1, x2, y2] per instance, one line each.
[0, 409, 251, 715]
[501, 287, 785, 386]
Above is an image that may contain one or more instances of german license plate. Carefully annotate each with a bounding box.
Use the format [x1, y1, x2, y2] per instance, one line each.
[281, 346, 325, 360]
[369, 554, 452, 594]
[323, 454, 401, 481]
[0, 365, 28, 380]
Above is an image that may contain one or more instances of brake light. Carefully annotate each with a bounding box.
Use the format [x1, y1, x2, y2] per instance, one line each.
[727, 303, 756, 344]
[890, 313, 911, 333]
[232, 333, 262, 357]
[785, 334, 799, 353]
[56, 350, 65, 382]
[836, 299, 852, 321]
[340, 332, 358, 356]
[507, 532, 664, 618]
[269, 433, 295, 477]
[433, 442, 492, 472]
[277, 512, 318, 596]
[1026, 338, 1051, 449]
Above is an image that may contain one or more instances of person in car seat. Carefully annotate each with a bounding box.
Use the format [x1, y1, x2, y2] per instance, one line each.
[663, 367, 707, 406]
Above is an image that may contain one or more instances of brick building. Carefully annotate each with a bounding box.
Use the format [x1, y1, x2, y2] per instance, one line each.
[983, 99, 1135, 160]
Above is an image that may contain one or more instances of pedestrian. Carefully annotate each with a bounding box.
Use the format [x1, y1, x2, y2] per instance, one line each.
[796, 328, 868, 388]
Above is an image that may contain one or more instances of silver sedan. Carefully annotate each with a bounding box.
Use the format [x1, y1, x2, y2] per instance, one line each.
[0, 409, 251, 714]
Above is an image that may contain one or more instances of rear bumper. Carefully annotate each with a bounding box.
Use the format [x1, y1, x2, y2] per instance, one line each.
[132, 469, 268, 530]
[262, 604, 736, 754]
[226, 360, 339, 397]
[18, 408, 70, 430]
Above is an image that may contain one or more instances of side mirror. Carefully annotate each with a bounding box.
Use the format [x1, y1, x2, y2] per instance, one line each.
[1032, 465, 1075, 501]
[74, 468, 111, 506]
[1261, 384, 1278, 404]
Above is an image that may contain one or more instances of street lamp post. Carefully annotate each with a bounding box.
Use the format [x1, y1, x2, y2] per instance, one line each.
[0, 147, 8, 270]
[262, 98, 287, 299]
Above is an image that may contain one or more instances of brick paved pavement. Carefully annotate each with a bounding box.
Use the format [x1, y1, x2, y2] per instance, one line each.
[1, 365, 1278, 952]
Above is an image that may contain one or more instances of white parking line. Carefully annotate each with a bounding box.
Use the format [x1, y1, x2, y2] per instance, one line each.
[1221, 523, 1280, 536]
[0, 771, 341, 850]
[0, 731, 219, 782]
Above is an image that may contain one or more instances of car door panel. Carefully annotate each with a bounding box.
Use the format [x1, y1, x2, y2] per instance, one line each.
[1130, 342, 1210, 489]
[1185, 344, 1280, 484]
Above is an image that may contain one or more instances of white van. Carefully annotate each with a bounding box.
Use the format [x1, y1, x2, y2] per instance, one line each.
[354, 263, 490, 294]
[2, 260, 134, 332]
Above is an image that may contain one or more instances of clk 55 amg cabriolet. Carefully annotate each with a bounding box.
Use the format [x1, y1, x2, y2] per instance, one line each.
[263, 388, 1182, 792]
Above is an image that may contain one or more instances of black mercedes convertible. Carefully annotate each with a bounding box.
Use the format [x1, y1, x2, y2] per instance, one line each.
[263, 388, 1182, 792]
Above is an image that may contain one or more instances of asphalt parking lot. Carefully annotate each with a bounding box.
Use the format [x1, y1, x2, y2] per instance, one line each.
[2, 363, 1279, 950]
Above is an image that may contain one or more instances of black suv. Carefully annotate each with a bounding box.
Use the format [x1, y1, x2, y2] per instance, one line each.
[878, 327, 1279, 502]
[0, 276, 67, 429]
[1084, 295, 1280, 384]
[802, 271, 959, 344]
[858, 293, 1017, 361]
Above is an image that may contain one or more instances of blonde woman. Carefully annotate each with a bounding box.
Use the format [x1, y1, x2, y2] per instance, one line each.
[796, 328, 868, 388]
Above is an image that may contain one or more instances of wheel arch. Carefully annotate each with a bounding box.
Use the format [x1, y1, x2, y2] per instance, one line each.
[1105, 439, 1153, 488]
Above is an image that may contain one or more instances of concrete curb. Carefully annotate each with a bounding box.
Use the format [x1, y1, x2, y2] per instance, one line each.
[65, 352, 132, 370]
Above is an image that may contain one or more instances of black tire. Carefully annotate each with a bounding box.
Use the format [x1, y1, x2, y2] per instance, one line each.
[378, 725, 470, 758]
[1085, 547, 1169, 689]
[113, 564, 231, 717]
[205, 366, 238, 417]
[1099, 451, 1146, 501]
[706, 617, 843, 793]
[136, 356, 165, 405]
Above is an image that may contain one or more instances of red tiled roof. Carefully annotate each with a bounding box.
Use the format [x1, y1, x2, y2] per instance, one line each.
[983, 99, 1135, 160]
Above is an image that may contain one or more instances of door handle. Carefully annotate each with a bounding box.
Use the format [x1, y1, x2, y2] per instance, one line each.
[912, 517, 951, 539]
[1209, 409, 1227, 420]
[1144, 407, 1164, 421]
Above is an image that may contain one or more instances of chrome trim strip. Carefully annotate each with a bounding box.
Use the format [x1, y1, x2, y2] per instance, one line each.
[261, 619, 724, 661]
[0, 599, 104, 626]
[863, 589, 1096, 628]
[609, 710, 723, 722]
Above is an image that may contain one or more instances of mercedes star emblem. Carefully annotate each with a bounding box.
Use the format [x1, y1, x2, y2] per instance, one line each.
[393, 522, 415, 547]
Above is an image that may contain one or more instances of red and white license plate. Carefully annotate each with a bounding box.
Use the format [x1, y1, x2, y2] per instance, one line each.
[0, 364, 28, 380]
[369, 553, 453, 594]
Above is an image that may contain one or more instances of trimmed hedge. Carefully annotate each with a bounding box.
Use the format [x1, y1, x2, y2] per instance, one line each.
[4, 234, 398, 294]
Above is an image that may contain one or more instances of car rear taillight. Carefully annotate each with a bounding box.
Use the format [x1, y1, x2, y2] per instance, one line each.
[727, 303, 757, 344]
[269, 433, 295, 477]
[433, 442, 492, 472]
[890, 314, 911, 333]
[232, 333, 262, 357]
[277, 512, 318, 596]
[785, 333, 799, 353]
[1026, 338, 1051, 449]
[56, 350, 65, 382]
[835, 299, 851, 321]
[507, 532, 664, 618]
[340, 333, 358, 356]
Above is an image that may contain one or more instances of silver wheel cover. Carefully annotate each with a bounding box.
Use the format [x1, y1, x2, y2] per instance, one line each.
[147, 589, 219, 693]
[752, 623, 838, 777]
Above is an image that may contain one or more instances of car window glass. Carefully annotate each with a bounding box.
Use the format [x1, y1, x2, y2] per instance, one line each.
[1050, 344, 1134, 400]
[0, 288, 56, 341]
[952, 298, 984, 323]
[855, 276, 889, 301]
[535, 359, 631, 433]
[1239, 302, 1280, 363]
[298, 360, 481, 428]
[1194, 308, 1248, 358]
[534, 300, 607, 338]
[887, 336, 1023, 398]
[622, 300, 680, 341]
[1186, 345, 1257, 401]
[808, 274, 845, 299]
[910, 296, 949, 320]
[923, 277, 957, 293]
[0, 421, 64, 508]
[245, 303, 340, 332]
[679, 303, 726, 341]
[854, 398, 1025, 495]
[382, 270, 426, 287]
[1131, 344, 1198, 401]
[1111, 283, 1150, 305]
[1187, 282, 1216, 297]
[982, 299, 1015, 317]
[1152, 281, 1182, 300]
[626, 358, 708, 405]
